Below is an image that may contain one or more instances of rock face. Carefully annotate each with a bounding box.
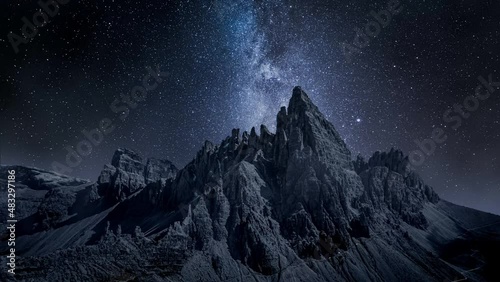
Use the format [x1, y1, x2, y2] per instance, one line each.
[0, 166, 89, 233]
[353, 149, 440, 231]
[1, 87, 500, 282]
[97, 148, 178, 203]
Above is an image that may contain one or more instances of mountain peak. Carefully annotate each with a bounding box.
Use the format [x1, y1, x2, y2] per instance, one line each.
[288, 86, 315, 115]
[282, 87, 353, 170]
[5, 87, 498, 282]
[111, 148, 144, 173]
[292, 85, 308, 99]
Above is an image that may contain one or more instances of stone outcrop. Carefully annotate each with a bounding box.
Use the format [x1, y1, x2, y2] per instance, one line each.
[97, 148, 178, 203]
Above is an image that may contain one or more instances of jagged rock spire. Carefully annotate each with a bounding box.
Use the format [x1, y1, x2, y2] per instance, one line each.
[279, 86, 353, 170]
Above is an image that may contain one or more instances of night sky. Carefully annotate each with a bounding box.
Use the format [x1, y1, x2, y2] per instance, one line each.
[1, 0, 499, 214]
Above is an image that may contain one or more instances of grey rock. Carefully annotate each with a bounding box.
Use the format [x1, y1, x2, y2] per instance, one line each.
[97, 148, 178, 203]
[2, 88, 499, 282]
[0, 166, 89, 233]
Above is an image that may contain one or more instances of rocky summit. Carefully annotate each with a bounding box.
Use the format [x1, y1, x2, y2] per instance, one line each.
[1, 87, 499, 281]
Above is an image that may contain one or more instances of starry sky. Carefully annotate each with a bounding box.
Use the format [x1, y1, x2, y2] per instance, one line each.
[0, 0, 499, 214]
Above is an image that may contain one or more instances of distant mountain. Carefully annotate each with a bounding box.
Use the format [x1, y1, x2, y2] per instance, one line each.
[2, 87, 499, 281]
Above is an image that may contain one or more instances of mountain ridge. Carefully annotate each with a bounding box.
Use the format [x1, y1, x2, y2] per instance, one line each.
[1, 87, 499, 281]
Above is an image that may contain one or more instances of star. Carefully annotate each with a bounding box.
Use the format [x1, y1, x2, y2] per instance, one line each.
[0, 0, 499, 215]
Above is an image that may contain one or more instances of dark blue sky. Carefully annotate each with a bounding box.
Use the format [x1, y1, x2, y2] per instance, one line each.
[1, 0, 500, 214]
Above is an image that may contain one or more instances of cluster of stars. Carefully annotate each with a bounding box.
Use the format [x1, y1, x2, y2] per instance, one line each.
[0, 0, 499, 214]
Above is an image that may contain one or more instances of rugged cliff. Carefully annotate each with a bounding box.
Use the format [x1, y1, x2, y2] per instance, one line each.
[1, 87, 499, 281]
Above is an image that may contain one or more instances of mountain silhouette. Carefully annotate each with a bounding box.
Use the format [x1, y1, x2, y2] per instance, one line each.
[1, 87, 499, 281]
